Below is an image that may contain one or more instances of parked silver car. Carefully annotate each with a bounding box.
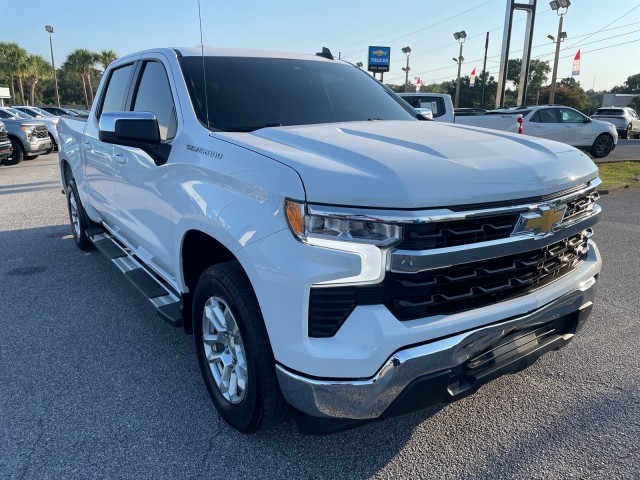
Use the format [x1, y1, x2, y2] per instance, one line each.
[11, 106, 60, 150]
[591, 107, 640, 139]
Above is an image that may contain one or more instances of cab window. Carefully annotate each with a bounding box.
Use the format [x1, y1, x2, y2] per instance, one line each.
[132, 61, 178, 141]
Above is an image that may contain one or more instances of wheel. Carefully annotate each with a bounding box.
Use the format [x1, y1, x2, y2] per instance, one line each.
[3, 138, 24, 165]
[622, 125, 631, 139]
[193, 262, 289, 433]
[591, 134, 614, 158]
[65, 179, 95, 250]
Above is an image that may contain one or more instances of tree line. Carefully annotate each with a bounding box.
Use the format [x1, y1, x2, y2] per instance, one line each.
[386, 59, 640, 114]
[0, 42, 117, 108]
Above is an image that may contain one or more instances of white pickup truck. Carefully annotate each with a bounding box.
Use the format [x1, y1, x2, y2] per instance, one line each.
[58, 47, 602, 434]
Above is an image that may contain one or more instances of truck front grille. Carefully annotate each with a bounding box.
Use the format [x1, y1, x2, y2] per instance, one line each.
[399, 214, 519, 250]
[396, 189, 597, 251]
[35, 126, 48, 139]
[385, 230, 590, 321]
[308, 230, 591, 337]
[0, 131, 7, 143]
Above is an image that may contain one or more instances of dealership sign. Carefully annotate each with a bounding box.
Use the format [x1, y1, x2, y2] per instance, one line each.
[368, 46, 391, 73]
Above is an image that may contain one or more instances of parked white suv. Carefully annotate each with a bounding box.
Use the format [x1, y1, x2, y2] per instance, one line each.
[591, 107, 640, 139]
[521, 105, 618, 158]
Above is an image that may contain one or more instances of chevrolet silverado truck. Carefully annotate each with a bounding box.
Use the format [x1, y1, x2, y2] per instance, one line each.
[58, 47, 602, 434]
[0, 108, 52, 164]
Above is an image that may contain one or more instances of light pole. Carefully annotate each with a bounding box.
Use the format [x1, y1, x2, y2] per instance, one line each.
[453, 31, 467, 108]
[45, 25, 60, 107]
[548, 0, 570, 104]
[355, 62, 363, 69]
[401, 46, 411, 92]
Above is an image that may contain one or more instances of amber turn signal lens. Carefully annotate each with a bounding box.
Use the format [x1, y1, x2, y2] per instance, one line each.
[285, 200, 304, 237]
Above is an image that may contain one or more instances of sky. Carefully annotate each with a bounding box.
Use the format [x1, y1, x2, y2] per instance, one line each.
[4, 0, 640, 94]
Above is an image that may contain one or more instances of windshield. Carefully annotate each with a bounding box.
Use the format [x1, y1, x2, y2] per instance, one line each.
[179, 56, 416, 132]
[31, 107, 55, 117]
[5, 108, 32, 120]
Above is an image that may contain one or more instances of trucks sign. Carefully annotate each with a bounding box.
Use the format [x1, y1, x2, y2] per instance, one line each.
[368, 46, 390, 73]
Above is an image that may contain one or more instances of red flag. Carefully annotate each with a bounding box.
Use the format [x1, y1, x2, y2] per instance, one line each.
[572, 50, 580, 77]
[470, 68, 477, 87]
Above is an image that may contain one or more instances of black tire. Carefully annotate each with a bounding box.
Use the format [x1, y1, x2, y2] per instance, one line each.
[622, 125, 631, 140]
[591, 134, 614, 158]
[3, 138, 24, 165]
[193, 262, 289, 433]
[65, 179, 95, 251]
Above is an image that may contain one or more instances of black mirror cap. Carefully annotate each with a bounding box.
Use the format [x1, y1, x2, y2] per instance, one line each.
[99, 117, 160, 146]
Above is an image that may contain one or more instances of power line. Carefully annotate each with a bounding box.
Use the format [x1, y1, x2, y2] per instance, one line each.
[564, 3, 640, 50]
[341, 0, 495, 59]
[390, 37, 640, 85]
[338, 0, 467, 51]
[383, 23, 640, 83]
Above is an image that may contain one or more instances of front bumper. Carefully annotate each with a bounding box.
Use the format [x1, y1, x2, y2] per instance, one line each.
[25, 137, 52, 155]
[277, 274, 597, 421]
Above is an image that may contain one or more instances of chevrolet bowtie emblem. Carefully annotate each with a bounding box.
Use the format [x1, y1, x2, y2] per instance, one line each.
[517, 205, 566, 236]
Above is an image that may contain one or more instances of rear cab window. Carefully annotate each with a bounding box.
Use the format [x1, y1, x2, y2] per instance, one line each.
[402, 95, 446, 118]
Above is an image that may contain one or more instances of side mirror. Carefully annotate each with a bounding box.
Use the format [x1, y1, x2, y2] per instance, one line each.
[99, 111, 160, 146]
[416, 107, 433, 121]
[99, 111, 170, 165]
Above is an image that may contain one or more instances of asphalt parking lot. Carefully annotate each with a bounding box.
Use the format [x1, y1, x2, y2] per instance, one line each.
[1, 154, 639, 479]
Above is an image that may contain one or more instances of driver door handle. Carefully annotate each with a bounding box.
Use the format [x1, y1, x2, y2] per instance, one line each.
[83, 141, 93, 151]
[114, 153, 127, 166]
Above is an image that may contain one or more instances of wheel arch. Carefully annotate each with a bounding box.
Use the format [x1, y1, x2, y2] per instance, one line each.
[60, 158, 74, 189]
[180, 229, 239, 334]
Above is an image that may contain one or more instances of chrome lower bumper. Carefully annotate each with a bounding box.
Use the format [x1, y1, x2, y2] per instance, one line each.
[277, 275, 597, 420]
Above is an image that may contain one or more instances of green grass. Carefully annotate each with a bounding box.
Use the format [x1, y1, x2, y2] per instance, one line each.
[598, 162, 640, 189]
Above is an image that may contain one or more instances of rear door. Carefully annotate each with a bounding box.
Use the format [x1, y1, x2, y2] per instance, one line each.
[526, 108, 565, 142]
[111, 55, 179, 277]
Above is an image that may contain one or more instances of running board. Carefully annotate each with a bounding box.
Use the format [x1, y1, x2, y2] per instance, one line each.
[88, 229, 182, 327]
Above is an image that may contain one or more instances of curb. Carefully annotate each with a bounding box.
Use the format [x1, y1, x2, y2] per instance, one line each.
[598, 183, 628, 195]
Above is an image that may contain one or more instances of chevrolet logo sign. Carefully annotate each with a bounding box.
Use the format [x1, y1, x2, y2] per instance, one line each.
[372, 50, 387, 56]
[514, 205, 566, 237]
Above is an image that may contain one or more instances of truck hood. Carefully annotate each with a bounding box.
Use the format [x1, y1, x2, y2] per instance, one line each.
[221, 120, 598, 208]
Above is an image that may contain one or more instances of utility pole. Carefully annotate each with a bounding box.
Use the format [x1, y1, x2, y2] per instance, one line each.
[45, 25, 60, 107]
[453, 31, 466, 109]
[480, 32, 489, 109]
[401, 46, 411, 92]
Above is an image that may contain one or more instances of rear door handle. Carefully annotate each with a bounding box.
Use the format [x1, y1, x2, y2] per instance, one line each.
[114, 153, 127, 166]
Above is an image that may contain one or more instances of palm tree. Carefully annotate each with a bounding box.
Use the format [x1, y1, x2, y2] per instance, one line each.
[97, 49, 117, 72]
[26, 54, 53, 105]
[0, 42, 28, 103]
[64, 49, 97, 109]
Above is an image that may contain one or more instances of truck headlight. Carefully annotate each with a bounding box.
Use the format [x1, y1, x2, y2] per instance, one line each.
[285, 200, 403, 285]
[20, 125, 35, 140]
[285, 200, 402, 246]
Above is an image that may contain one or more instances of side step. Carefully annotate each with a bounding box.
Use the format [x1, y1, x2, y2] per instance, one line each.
[89, 229, 183, 327]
